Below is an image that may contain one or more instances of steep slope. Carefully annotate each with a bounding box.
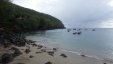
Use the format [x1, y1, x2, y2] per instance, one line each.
[0, 0, 65, 32]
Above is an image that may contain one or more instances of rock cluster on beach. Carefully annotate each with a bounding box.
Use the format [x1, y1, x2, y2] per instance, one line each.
[0, 29, 37, 64]
[0, 29, 68, 64]
[0, 30, 26, 47]
[0, 47, 22, 64]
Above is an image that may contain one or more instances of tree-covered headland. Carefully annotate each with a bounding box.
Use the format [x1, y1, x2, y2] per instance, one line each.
[0, 0, 65, 33]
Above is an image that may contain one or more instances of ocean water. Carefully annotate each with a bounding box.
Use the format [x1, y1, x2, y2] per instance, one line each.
[26, 28, 113, 61]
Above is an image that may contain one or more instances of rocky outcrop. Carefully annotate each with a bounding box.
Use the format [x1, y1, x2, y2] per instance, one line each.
[0, 29, 28, 64]
[10, 47, 22, 57]
[0, 53, 14, 64]
[0, 29, 26, 47]
[0, 47, 22, 64]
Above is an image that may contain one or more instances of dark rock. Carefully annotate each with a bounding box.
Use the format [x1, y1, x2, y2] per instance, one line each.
[8, 33, 26, 47]
[47, 51, 54, 56]
[10, 47, 22, 57]
[81, 54, 86, 57]
[10, 47, 18, 50]
[53, 48, 57, 51]
[60, 54, 67, 58]
[17, 63, 25, 64]
[29, 55, 34, 58]
[3, 39, 11, 48]
[25, 49, 30, 54]
[1, 53, 14, 64]
[13, 49, 22, 57]
[45, 61, 52, 64]
[26, 42, 31, 45]
[103, 63, 107, 64]
[41, 49, 46, 52]
[15, 34, 25, 46]
[32, 43, 38, 47]
[37, 45, 43, 49]
[27, 40, 36, 44]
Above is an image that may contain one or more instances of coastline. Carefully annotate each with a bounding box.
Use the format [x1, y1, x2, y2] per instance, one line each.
[9, 42, 113, 64]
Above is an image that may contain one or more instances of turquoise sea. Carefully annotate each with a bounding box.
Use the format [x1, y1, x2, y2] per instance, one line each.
[26, 28, 113, 61]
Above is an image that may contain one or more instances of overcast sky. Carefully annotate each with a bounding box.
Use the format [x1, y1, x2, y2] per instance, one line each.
[13, 0, 113, 28]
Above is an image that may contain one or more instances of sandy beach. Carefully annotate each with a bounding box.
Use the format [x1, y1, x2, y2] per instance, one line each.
[8, 43, 113, 64]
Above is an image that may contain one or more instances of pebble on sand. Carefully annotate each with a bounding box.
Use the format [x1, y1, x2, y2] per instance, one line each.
[103, 63, 107, 64]
[47, 51, 54, 56]
[60, 54, 67, 58]
[25, 49, 31, 54]
[81, 54, 86, 57]
[32, 43, 38, 47]
[37, 45, 43, 49]
[45, 61, 52, 64]
[53, 48, 57, 51]
[29, 55, 34, 58]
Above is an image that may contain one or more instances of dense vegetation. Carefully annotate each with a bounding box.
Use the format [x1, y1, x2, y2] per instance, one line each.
[0, 0, 65, 33]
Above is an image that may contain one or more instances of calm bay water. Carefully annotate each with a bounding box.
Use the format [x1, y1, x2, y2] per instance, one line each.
[26, 28, 113, 60]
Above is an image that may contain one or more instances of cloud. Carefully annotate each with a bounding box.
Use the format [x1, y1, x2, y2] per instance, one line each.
[108, 0, 113, 7]
[13, 0, 113, 28]
[13, 0, 58, 12]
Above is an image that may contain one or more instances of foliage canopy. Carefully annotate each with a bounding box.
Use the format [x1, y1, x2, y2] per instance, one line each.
[0, 0, 65, 32]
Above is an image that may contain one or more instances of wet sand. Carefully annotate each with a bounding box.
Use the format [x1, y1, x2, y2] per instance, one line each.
[9, 44, 112, 64]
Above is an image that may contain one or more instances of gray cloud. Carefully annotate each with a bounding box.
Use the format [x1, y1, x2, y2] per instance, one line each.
[51, 0, 113, 28]
[13, 0, 113, 28]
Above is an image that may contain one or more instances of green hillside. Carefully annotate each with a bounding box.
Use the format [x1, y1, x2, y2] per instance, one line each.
[0, 0, 65, 32]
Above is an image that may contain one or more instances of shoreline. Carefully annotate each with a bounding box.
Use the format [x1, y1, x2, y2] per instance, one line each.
[9, 42, 113, 64]
[61, 49, 101, 60]
[34, 41, 113, 64]
[61, 49, 113, 64]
